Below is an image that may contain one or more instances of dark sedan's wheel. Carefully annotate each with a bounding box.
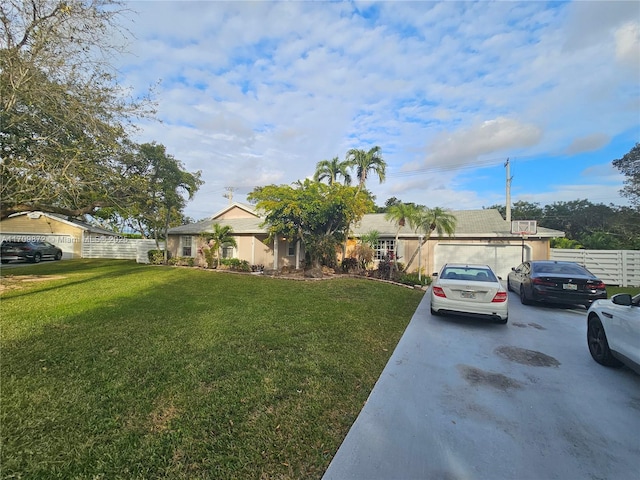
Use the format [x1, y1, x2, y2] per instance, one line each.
[1, 260, 8, 264]
[520, 286, 532, 305]
[587, 316, 623, 367]
[32, 253, 42, 263]
[54, 251, 62, 261]
[507, 279, 513, 292]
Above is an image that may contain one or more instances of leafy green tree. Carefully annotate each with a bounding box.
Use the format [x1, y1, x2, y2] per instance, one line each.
[120, 143, 202, 255]
[313, 157, 352, 185]
[580, 231, 621, 250]
[202, 224, 237, 268]
[488, 199, 639, 249]
[0, 0, 154, 220]
[247, 180, 373, 269]
[613, 143, 640, 207]
[550, 237, 583, 249]
[485, 201, 543, 220]
[346, 146, 386, 191]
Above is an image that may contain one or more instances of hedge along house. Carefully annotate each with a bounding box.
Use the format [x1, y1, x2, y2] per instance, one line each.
[167, 203, 304, 270]
[351, 209, 564, 280]
[168, 205, 563, 279]
[0, 211, 121, 259]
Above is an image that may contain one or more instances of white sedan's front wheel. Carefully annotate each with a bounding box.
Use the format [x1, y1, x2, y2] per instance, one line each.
[587, 316, 622, 367]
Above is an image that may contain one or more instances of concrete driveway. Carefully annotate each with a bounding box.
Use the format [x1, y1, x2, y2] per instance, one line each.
[323, 289, 640, 480]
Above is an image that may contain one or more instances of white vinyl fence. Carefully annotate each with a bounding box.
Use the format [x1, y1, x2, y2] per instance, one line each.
[550, 249, 640, 287]
[81, 237, 164, 264]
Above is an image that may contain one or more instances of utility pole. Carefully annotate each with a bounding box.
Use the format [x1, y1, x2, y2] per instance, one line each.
[223, 186, 236, 204]
[505, 158, 512, 223]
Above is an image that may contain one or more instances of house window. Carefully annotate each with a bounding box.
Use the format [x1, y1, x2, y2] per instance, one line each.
[222, 244, 234, 259]
[181, 236, 192, 256]
[287, 241, 296, 257]
[374, 239, 396, 261]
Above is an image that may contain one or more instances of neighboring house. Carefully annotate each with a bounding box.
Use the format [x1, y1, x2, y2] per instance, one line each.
[167, 203, 302, 270]
[0, 211, 121, 259]
[168, 205, 564, 279]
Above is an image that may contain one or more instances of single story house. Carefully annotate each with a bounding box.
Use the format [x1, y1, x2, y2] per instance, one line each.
[168, 203, 564, 280]
[0, 211, 121, 259]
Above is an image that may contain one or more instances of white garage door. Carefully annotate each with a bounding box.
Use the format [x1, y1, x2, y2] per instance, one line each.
[434, 243, 527, 280]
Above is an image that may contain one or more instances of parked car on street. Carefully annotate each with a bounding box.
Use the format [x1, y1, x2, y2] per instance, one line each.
[587, 293, 640, 374]
[430, 263, 508, 323]
[0, 241, 63, 264]
[507, 260, 606, 308]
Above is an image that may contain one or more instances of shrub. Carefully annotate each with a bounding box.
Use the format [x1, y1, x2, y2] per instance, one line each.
[341, 257, 359, 273]
[168, 256, 195, 267]
[220, 258, 251, 272]
[352, 244, 374, 270]
[374, 260, 393, 280]
[200, 246, 217, 268]
[148, 249, 171, 265]
[398, 272, 431, 287]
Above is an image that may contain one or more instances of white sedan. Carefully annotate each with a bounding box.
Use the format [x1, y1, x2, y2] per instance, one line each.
[430, 263, 508, 324]
[587, 293, 640, 374]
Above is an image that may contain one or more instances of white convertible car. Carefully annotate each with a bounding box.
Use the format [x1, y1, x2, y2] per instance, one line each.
[430, 263, 508, 324]
[587, 293, 640, 374]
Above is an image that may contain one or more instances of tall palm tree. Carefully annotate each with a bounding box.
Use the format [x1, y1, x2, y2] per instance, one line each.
[385, 203, 420, 269]
[346, 146, 386, 191]
[207, 223, 237, 268]
[342, 146, 386, 262]
[404, 207, 457, 272]
[313, 156, 352, 185]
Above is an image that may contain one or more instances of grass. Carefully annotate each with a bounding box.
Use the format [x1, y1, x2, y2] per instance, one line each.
[605, 285, 639, 297]
[0, 260, 424, 479]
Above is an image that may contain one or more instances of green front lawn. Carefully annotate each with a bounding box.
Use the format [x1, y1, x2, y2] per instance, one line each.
[0, 260, 423, 479]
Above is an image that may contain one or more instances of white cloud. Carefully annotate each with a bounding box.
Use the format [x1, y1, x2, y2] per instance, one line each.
[115, 1, 634, 217]
[564, 134, 611, 155]
[424, 118, 542, 168]
[615, 21, 640, 70]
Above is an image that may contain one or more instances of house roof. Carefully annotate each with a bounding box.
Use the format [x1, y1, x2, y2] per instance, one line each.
[7, 211, 120, 236]
[210, 202, 258, 220]
[169, 208, 564, 239]
[353, 209, 563, 238]
[169, 217, 266, 235]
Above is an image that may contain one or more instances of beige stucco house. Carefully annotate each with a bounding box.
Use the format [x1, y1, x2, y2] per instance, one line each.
[0, 211, 121, 259]
[167, 203, 301, 270]
[167, 204, 564, 279]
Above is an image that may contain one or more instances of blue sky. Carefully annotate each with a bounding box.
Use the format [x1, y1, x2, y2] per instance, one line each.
[118, 1, 640, 220]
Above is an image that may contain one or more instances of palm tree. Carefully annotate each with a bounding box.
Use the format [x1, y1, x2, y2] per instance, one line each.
[385, 203, 421, 270]
[341, 146, 386, 262]
[404, 207, 457, 272]
[313, 157, 352, 185]
[345, 146, 386, 191]
[207, 223, 237, 268]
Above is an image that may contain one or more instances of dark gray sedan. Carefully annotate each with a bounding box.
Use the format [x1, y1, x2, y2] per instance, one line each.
[507, 260, 606, 308]
[1, 241, 63, 263]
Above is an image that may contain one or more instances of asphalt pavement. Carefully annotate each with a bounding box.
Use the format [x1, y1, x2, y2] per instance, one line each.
[323, 289, 640, 480]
